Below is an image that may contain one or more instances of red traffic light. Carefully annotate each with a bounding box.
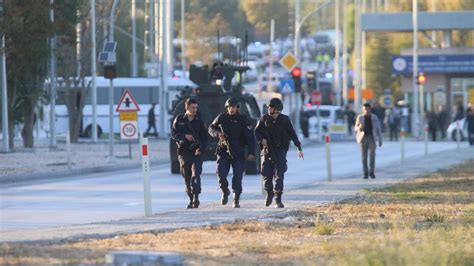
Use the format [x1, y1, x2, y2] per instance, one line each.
[291, 67, 301, 78]
[417, 72, 426, 84]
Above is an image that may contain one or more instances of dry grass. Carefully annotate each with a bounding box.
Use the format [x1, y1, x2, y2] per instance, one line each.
[1, 160, 474, 265]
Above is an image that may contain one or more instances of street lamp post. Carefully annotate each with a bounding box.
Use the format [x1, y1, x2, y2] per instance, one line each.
[294, 0, 333, 134]
[1, 0, 9, 153]
[159, 0, 168, 138]
[91, 0, 98, 142]
[412, 0, 419, 138]
[107, 0, 119, 162]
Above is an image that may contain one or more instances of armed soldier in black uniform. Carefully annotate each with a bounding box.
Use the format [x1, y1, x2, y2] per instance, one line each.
[171, 98, 208, 209]
[255, 98, 304, 208]
[209, 97, 256, 208]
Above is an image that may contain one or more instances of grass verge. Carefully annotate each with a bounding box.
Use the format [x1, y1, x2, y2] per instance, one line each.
[1, 160, 473, 265]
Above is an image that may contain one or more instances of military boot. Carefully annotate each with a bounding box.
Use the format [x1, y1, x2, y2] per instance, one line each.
[232, 193, 241, 208]
[221, 188, 231, 205]
[186, 192, 194, 209]
[193, 193, 200, 208]
[275, 193, 284, 208]
[265, 191, 274, 207]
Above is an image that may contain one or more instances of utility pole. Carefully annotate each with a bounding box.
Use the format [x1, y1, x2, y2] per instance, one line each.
[354, 0, 362, 112]
[294, 0, 301, 134]
[267, 19, 275, 93]
[159, 0, 168, 138]
[107, 0, 119, 162]
[334, 0, 341, 106]
[412, 0, 419, 138]
[166, 0, 174, 70]
[1, 0, 8, 153]
[361, 0, 367, 92]
[131, 0, 138, 76]
[342, 0, 348, 107]
[91, 0, 98, 142]
[49, 0, 57, 149]
[181, 0, 186, 76]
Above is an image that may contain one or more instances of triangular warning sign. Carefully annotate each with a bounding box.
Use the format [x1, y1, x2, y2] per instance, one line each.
[116, 89, 141, 112]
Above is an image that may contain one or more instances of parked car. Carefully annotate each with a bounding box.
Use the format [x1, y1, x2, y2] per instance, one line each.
[447, 118, 468, 141]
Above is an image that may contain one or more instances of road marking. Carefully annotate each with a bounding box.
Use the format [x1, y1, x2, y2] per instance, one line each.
[123, 202, 143, 206]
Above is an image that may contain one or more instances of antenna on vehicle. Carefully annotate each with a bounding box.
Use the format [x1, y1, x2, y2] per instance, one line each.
[235, 35, 239, 65]
[244, 30, 248, 66]
[217, 29, 221, 62]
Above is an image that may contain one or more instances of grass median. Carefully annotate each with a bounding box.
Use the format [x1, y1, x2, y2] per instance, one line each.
[2, 160, 473, 265]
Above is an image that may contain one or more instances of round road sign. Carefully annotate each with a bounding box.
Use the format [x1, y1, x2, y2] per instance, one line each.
[122, 122, 137, 138]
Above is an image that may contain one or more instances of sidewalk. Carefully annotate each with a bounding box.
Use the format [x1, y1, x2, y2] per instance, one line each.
[0, 138, 170, 183]
[0, 137, 319, 184]
[1, 146, 473, 243]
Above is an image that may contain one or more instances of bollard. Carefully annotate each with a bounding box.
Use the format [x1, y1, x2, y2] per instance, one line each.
[325, 133, 332, 182]
[66, 131, 72, 170]
[400, 129, 405, 163]
[140, 133, 152, 217]
[456, 120, 460, 149]
[317, 105, 322, 143]
[424, 123, 428, 156]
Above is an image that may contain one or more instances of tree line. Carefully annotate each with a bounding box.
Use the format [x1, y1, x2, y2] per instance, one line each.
[0, 0, 472, 149]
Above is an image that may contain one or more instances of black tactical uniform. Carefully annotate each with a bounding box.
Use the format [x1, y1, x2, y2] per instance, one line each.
[255, 98, 302, 208]
[172, 112, 208, 209]
[208, 97, 256, 208]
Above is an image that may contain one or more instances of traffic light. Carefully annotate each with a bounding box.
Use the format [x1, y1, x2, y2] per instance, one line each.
[104, 65, 117, 79]
[416, 72, 426, 85]
[291, 67, 302, 92]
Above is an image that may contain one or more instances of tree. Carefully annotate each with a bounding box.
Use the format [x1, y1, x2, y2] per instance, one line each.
[365, 33, 394, 98]
[1, 0, 53, 149]
[55, 0, 115, 143]
[240, 0, 290, 40]
[184, 13, 230, 66]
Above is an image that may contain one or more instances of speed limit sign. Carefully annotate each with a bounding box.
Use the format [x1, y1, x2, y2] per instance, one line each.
[120, 121, 138, 139]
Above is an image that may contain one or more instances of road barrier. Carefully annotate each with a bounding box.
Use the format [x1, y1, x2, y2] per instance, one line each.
[140, 133, 152, 217]
[424, 123, 428, 156]
[400, 129, 405, 163]
[456, 120, 461, 149]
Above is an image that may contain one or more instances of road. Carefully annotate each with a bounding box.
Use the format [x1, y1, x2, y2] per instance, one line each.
[0, 140, 467, 231]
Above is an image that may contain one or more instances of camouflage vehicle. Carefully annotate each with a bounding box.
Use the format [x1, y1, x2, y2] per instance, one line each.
[169, 63, 261, 174]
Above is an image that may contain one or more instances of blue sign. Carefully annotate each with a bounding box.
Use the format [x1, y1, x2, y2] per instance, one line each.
[392, 54, 474, 75]
[280, 79, 294, 95]
[384, 96, 392, 106]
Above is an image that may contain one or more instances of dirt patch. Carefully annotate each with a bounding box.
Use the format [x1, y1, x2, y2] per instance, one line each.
[2, 160, 474, 265]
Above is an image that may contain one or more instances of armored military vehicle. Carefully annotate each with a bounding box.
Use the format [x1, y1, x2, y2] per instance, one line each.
[169, 63, 261, 174]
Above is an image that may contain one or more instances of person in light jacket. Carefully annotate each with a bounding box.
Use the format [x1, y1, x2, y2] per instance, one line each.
[355, 103, 383, 179]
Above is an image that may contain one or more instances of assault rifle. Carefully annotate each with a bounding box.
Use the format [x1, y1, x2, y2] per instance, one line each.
[261, 127, 277, 164]
[185, 120, 201, 152]
[218, 124, 233, 160]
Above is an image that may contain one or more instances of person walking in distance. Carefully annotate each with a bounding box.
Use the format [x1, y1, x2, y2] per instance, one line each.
[208, 97, 256, 208]
[171, 98, 208, 209]
[466, 107, 474, 146]
[255, 98, 304, 208]
[385, 107, 400, 141]
[344, 104, 356, 136]
[355, 103, 383, 179]
[145, 103, 158, 137]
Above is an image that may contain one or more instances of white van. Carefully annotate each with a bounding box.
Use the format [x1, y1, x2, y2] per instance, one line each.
[302, 104, 347, 139]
